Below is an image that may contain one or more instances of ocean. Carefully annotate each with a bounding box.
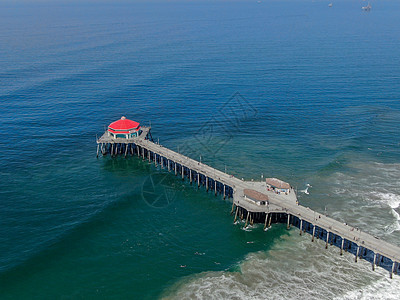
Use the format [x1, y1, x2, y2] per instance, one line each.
[0, 0, 400, 299]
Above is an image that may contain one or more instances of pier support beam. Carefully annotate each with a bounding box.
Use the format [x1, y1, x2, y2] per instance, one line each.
[223, 185, 226, 199]
[190, 169, 192, 184]
[124, 144, 128, 158]
[231, 203, 235, 215]
[325, 232, 330, 249]
[168, 160, 170, 171]
[197, 173, 200, 188]
[312, 226, 316, 242]
[355, 246, 359, 262]
[96, 144, 99, 157]
[214, 180, 217, 196]
[287, 214, 290, 230]
[264, 213, 269, 230]
[340, 239, 344, 255]
[234, 206, 239, 223]
[206, 177, 208, 192]
[245, 212, 249, 228]
[390, 262, 395, 279]
[373, 253, 377, 271]
[299, 219, 303, 235]
[175, 163, 177, 176]
[268, 214, 272, 227]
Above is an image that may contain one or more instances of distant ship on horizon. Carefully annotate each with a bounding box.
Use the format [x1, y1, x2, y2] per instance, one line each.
[328, 3, 333, 8]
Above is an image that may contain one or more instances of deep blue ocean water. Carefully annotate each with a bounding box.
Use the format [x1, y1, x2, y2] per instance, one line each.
[1, 1, 400, 299]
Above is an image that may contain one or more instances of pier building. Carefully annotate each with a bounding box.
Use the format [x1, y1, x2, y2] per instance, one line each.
[107, 116, 141, 139]
[265, 178, 291, 194]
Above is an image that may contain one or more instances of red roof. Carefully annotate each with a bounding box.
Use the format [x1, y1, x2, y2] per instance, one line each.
[244, 189, 269, 202]
[108, 116, 140, 132]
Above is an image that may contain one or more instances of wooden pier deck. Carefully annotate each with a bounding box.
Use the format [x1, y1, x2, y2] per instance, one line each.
[97, 128, 400, 278]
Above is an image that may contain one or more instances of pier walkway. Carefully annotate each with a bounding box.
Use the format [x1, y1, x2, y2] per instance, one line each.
[97, 127, 400, 278]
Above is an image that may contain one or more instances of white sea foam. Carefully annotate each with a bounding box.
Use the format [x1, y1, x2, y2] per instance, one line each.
[163, 233, 399, 300]
[372, 192, 400, 209]
[327, 161, 400, 236]
[384, 222, 400, 235]
[391, 208, 400, 221]
[384, 208, 400, 234]
[337, 276, 400, 300]
[241, 226, 254, 232]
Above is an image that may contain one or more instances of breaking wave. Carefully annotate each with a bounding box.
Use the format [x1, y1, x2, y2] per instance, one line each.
[328, 161, 400, 237]
[162, 232, 399, 300]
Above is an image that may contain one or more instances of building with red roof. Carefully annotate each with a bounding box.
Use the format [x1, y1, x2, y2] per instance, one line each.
[107, 116, 141, 139]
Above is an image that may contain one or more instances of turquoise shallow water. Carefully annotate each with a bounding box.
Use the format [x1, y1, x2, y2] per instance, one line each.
[1, 1, 400, 299]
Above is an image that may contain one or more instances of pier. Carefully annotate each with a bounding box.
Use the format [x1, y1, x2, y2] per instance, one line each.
[97, 121, 400, 278]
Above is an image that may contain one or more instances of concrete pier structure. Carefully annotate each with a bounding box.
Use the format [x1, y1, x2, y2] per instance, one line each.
[97, 125, 400, 278]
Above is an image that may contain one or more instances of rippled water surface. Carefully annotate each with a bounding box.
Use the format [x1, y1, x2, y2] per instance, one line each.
[1, 1, 400, 299]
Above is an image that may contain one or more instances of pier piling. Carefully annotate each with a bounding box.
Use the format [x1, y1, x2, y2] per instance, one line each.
[234, 207, 239, 223]
[355, 246, 359, 262]
[299, 219, 303, 235]
[245, 213, 249, 228]
[391, 262, 395, 279]
[326, 232, 330, 249]
[287, 214, 290, 230]
[264, 213, 268, 230]
[312, 226, 316, 242]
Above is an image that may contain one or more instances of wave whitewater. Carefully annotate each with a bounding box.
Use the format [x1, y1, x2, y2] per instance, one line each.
[162, 232, 399, 300]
